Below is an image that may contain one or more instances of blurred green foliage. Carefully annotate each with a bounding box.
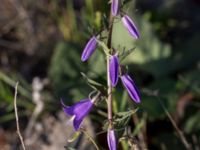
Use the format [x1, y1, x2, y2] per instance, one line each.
[0, 71, 34, 123]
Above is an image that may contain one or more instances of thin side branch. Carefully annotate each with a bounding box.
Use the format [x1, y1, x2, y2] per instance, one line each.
[142, 89, 192, 150]
[14, 82, 27, 150]
[156, 96, 192, 150]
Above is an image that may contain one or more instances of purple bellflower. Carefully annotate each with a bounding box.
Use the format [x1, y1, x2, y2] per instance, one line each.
[111, 0, 119, 16]
[107, 129, 117, 150]
[61, 99, 94, 131]
[121, 74, 140, 103]
[122, 15, 140, 39]
[109, 55, 119, 87]
[81, 36, 97, 62]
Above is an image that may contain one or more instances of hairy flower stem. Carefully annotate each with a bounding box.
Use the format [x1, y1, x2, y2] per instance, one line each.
[107, 55, 113, 124]
[107, 13, 114, 127]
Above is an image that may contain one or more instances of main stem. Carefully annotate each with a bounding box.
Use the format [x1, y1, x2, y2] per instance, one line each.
[107, 14, 114, 127]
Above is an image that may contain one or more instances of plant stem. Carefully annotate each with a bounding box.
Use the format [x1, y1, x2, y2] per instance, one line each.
[107, 55, 112, 123]
[107, 12, 114, 127]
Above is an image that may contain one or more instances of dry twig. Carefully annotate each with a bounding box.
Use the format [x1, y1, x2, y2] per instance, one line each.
[14, 82, 27, 150]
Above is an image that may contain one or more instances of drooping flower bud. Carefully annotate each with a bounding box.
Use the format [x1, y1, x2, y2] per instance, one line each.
[111, 0, 119, 16]
[122, 15, 140, 39]
[61, 99, 94, 131]
[81, 36, 97, 62]
[121, 74, 140, 103]
[109, 55, 119, 87]
[107, 129, 117, 150]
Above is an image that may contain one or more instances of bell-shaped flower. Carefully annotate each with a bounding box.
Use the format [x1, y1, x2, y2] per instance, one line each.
[109, 55, 119, 87]
[122, 15, 140, 39]
[81, 36, 97, 62]
[121, 74, 140, 103]
[111, 0, 119, 16]
[61, 99, 94, 131]
[107, 129, 117, 150]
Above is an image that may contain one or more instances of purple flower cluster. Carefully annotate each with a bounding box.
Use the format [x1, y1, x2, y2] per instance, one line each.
[111, 0, 140, 39]
[62, 1, 141, 150]
[109, 0, 141, 104]
[80, 1, 140, 62]
[109, 55, 141, 103]
[79, 36, 141, 103]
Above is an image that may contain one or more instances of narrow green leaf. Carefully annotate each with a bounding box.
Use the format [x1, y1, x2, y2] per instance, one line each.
[81, 72, 107, 95]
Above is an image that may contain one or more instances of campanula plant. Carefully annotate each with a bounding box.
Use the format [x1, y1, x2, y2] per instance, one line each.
[62, 0, 141, 149]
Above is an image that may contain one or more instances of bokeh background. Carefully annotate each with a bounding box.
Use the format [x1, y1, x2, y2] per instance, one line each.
[0, 0, 200, 149]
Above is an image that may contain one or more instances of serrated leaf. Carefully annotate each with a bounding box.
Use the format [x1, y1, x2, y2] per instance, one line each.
[115, 108, 138, 118]
[113, 108, 138, 128]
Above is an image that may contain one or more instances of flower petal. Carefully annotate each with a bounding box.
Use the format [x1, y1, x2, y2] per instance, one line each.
[122, 15, 140, 39]
[109, 55, 119, 87]
[61, 99, 74, 116]
[73, 115, 84, 131]
[73, 100, 93, 130]
[121, 74, 141, 103]
[111, 0, 119, 16]
[81, 36, 97, 62]
[61, 99, 92, 116]
[62, 99, 93, 131]
[107, 129, 117, 150]
[73, 99, 93, 117]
